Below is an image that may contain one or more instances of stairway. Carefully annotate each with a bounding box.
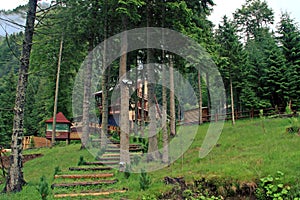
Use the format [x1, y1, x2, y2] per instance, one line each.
[52, 162, 125, 198]
[95, 142, 144, 168]
[52, 142, 144, 198]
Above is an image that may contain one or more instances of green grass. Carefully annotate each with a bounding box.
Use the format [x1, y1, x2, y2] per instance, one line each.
[0, 117, 299, 199]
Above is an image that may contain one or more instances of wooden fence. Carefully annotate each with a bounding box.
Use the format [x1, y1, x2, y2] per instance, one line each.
[183, 107, 290, 125]
[23, 136, 51, 149]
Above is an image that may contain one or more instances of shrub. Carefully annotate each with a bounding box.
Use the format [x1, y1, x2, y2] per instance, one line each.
[139, 169, 151, 190]
[288, 180, 300, 199]
[124, 164, 131, 179]
[77, 156, 85, 166]
[255, 171, 290, 200]
[37, 175, 49, 200]
[53, 166, 61, 177]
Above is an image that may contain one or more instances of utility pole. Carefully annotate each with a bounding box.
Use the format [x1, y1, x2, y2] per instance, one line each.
[52, 35, 64, 146]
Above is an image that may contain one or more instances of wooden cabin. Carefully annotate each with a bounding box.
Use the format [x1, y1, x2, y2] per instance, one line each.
[95, 80, 150, 132]
[183, 107, 209, 124]
[45, 112, 71, 141]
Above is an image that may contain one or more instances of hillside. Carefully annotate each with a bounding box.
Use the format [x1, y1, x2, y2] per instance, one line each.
[0, 118, 299, 199]
[0, 5, 27, 36]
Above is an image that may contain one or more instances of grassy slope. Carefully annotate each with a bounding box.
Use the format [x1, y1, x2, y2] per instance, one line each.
[0, 117, 299, 199]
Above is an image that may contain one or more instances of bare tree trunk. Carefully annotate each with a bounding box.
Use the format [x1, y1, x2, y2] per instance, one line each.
[52, 35, 64, 147]
[146, 49, 160, 161]
[206, 72, 211, 121]
[230, 77, 235, 125]
[101, 1, 108, 149]
[81, 42, 93, 149]
[119, 17, 130, 170]
[198, 70, 203, 125]
[169, 55, 176, 136]
[101, 43, 108, 149]
[162, 54, 169, 164]
[4, 0, 37, 193]
[134, 59, 139, 136]
[161, 3, 168, 164]
[140, 69, 145, 137]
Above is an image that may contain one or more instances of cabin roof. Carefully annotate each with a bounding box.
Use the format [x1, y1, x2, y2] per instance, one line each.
[45, 112, 71, 124]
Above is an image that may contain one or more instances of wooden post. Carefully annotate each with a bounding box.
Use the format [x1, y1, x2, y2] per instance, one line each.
[52, 35, 64, 147]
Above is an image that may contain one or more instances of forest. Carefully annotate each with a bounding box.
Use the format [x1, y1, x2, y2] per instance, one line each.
[0, 0, 300, 149]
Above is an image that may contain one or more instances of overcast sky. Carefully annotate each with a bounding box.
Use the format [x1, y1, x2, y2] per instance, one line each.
[209, 0, 300, 26]
[1, 0, 300, 25]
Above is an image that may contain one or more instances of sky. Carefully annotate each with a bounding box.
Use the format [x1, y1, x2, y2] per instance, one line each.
[209, 0, 300, 26]
[0, 0, 300, 26]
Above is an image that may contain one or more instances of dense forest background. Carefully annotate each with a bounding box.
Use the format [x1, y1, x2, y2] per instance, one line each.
[1, 0, 300, 147]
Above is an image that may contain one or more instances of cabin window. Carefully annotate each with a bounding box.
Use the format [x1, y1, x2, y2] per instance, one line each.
[47, 124, 69, 132]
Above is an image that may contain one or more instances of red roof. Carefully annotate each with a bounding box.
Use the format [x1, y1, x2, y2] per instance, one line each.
[45, 112, 71, 123]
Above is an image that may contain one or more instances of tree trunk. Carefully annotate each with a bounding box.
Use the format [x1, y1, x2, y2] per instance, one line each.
[81, 42, 93, 149]
[230, 77, 235, 125]
[101, 3, 108, 149]
[206, 72, 211, 121]
[101, 44, 108, 149]
[146, 48, 160, 161]
[162, 54, 169, 164]
[198, 70, 203, 125]
[134, 59, 139, 136]
[52, 35, 64, 147]
[140, 68, 145, 137]
[169, 55, 176, 136]
[119, 17, 130, 170]
[4, 0, 37, 193]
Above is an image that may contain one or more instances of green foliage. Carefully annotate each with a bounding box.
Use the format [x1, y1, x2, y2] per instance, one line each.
[36, 175, 49, 200]
[142, 194, 157, 200]
[288, 180, 300, 199]
[285, 105, 293, 115]
[124, 164, 131, 179]
[0, 70, 17, 147]
[77, 156, 85, 166]
[110, 131, 120, 143]
[139, 169, 151, 190]
[255, 171, 290, 200]
[277, 12, 300, 108]
[53, 166, 61, 177]
[286, 117, 300, 134]
[233, 0, 274, 40]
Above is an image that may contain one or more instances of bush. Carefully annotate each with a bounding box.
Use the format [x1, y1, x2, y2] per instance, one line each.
[139, 169, 151, 190]
[255, 171, 290, 200]
[53, 166, 61, 177]
[77, 156, 85, 166]
[124, 164, 131, 179]
[37, 175, 49, 200]
[288, 180, 300, 199]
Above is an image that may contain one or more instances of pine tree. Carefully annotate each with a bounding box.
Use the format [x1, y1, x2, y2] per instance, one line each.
[0, 71, 17, 147]
[233, 0, 274, 40]
[215, 16, 245, 124]
[277, 12, 300, 109]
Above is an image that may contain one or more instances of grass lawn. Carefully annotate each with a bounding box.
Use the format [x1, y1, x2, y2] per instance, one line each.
[0, 117, 299, 199]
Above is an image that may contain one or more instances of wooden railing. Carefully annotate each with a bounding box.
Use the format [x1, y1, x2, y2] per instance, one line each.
[183, 107, 291, 125]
